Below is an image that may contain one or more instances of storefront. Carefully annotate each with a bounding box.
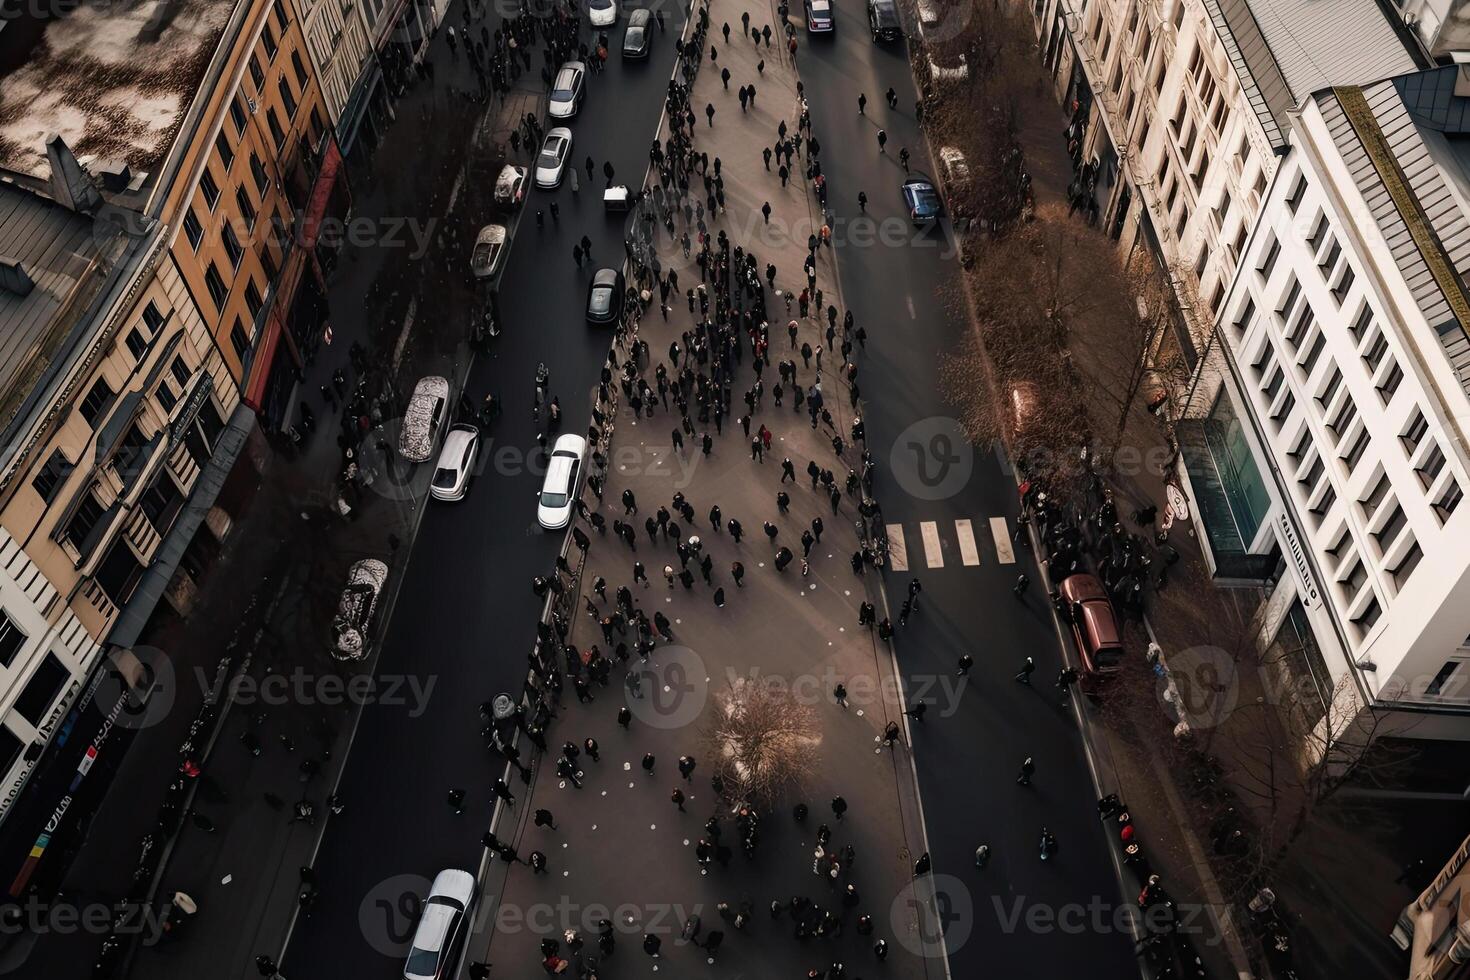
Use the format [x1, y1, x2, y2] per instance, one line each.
[1177, 385, 1275, 579]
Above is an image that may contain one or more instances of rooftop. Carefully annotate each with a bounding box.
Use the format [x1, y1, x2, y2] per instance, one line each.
[1204, 0, 1420, 150]
[0, 0, 235, 184]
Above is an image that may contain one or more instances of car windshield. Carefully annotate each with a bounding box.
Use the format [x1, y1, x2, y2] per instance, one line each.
[626, 27, 644, 42]
[538, 148, 561, 169]
[541, 489, 570, 507]
[432, 467, 457, 489]
[405, 946, 440, 978]
[589, 287, 612, 314]
[589, 0, 611, 8]
[553, 87, 575, 101]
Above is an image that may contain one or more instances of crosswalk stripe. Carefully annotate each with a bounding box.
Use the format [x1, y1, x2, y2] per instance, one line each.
[991, 517, 1016, 564]
[920, 521, 943, 568]
[955, 519, 980, 566]
[886, 524, 909, 571]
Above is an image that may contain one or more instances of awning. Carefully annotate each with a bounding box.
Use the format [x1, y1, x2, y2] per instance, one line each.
[299, 138, 345, 249]
[106, 402, 256, 648]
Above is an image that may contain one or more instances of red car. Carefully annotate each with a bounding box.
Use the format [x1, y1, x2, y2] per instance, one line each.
[1058, 573, 1124, 687]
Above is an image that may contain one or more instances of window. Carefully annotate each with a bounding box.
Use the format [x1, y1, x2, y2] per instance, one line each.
[1426, 661, 1465, 698]
[1286, 174, 1307, 214]
[1233, 298, 1256, 335]
[64, 491, 106, 553]
[1352, 596, 1382, 636]
[245, 279, 264, 319]
[13, 654, 70, 727]
[124, 328, 148, 361]
[31, 449, 74, 504]
[80, 377, 115, 428]
[1363, 332, 1389, 371]
[1350, 303, 1374, 343]
[112, 423, 151, 484]
[1374, 501, 1407, 553]
[139, 473, 184, 533]
[262, 22, 278, 60]
[1308, 213, 1329, 253]
[1360, 473, 1391, 522]
[1299, 330, 1326, 376]
[1318, 237, 1341, 275]
[1327, 396, 1357, 444]
[1331, 263, 1355, 305]
[184, 207, 204, 250]
[1417, 441, 1447, 489]
[250, 154, 268, 195]
[215, 131, 235, 171]
[171, 357, 191, 390]
[1300, 454, 1325, 496]
[204, 262, 228, 311]
[1262, 363, 1285, 402]
[1376, 361, 1402, 404]
[1391, 539, 1423, 590]
[249, 53, 265, 91]
[1310, 483, 1336, 521]
[310, 107, 325, 142]
[1434, 482, 1463, 523]
[1342, 426, 1371, 470]
[1341, 556, 1367, 596]
[141, 302, 164, 333]
[0, 612, 24, 669]
[278, 78, 298, 119]
[156, 380, 177, 413]
[1317, 365, 1343, 409]
[1402, 411, 1429, 456]
[267, 108, 287, 150]
[1278, 276, 1302, 320]
[222, 222, 245, 268]
[230, 318, 251, 360]
[273, 0, 289, 28]
[261, 247, 279, 284]
[1272, 391, 1296, 428]
[200, 168, 221, 210]
[230, 95, 248, 136]
[293, 51, 310, 89]
[1258, 235, 1281, 280]
[236, 186, 257, 230]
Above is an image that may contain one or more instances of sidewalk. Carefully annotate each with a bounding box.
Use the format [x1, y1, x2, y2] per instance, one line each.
[5, 16, 543, 980]
[471, 4, 941, 975]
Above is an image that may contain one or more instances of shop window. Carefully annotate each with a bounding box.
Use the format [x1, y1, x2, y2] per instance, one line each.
[13, 654, 70, 727]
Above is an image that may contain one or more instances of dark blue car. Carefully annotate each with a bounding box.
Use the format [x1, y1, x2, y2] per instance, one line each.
[901, 174, 942, 223]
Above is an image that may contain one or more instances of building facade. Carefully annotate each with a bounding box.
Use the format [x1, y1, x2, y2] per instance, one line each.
[1394, 830, 1470, 979]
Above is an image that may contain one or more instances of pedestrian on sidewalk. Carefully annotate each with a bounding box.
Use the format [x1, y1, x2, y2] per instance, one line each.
[530, 850, 548, 874]
[1016, 757, 1036, 786]
[678, 755, 697, 781]
[731, 561, 745, 586]
[899, 147, 910, 173]
[1013, 572, 1030, 597]
[672, 787, 687, 811]
[642, 752, 656, 775]
[447, 788, 466, 813]
[1057, 666, 1079, 703]
[618, 706, 633, 728]
[885, 86, 897, 108]
[957, 653, 974, 676]
[584, 737, 600, 761]
[534, 808, 557, 829]
[492, 778, 515, 805]
[706, 102, 716, 126]
[904, 700, 927, 723]
[1015, 656, 1035, 684]
[833, 682, 848, 708]
[713, 587, 726, 607]
[831, 795, 848, 820]
[858, 190, 867, 211]
[877, 129, 887, 153]
[883, 721, 901, 747]
[877, 617, 893, 640]
[857, 93, 867, 114]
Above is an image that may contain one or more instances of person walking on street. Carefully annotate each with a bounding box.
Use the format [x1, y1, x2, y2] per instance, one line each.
[534, 807, 557, 829]
[1016, 757, 1036, 786]
[832, 795, 848, 820]
[957, 653, 974, 676]
[877, 129, 887, 153]
[886, 86, 898, 108]
[857, 92, 867, 114]
[672, 787, 687, 811]
[899, 147, 910, 172]
[492, 777, 515, 805]
[833, 682, 849, 708]
[529, 850, 548, 874]
[447, 788, 466, 813]
[904, 700, 927, 723]
[1013, 572, 1030, 597]
[678, 755, 697, 781]
[1057, 666, 1079, 703]
[1015, 656, 1035, 684]
[642, 752, 656, 775]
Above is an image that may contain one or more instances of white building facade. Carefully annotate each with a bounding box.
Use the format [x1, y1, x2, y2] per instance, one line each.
[1187, 65, 1470, 760]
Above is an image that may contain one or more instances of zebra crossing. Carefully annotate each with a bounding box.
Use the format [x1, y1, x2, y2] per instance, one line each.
[884, 516, 1019, 571]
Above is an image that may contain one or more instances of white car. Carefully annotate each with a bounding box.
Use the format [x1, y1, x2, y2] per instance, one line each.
[430, 424, 480, 502]
[470, 224, 506, 279]
[588, 0, 616, 26]
[537, 433, 588, 530]
[534, 127, 573, 189]
[404, 869, 476, 980]
[548, 61, 586, 118]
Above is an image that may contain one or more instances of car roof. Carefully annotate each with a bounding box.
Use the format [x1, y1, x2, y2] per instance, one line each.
[430, 868, 476, 903]
[475, 224, 506, 246]
[439, 426, 477, 465]
[903, 174, 935, 188]
[592, 267, 619, 286]
[544, 453, 576, 491]
[552, 433, 588, 456]
[628, 8, 649, 23]
[546, 126, 572, 140]
[1060, 573, 1107, 602]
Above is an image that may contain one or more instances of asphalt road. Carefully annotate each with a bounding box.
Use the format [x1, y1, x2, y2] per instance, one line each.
[280, 10, 686, 979]
[795, 15, 1142, 980]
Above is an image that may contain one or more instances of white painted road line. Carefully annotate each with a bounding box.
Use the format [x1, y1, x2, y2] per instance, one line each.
[887, 524, 909, 571]
[955, 519, 980, 566]
[991, 517, 1016, 564]
[920, 521, 943, 568]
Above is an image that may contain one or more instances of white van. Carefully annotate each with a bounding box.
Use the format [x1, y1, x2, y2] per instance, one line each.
[400, 376, 450, 463]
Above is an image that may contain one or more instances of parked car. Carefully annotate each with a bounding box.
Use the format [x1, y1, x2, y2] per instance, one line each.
[622, 8, 652, 57]
[805, 0, 833, 31]
[1058, 573, 1125, 687]
[901, 173, 942, 223]
[538, 434, 588, 530]
[493, 164, 527, 207]
[470, 224, 506, 280]
[399, 375, 450, 463]
[588, 0, 616, 26]
[548, 61, 586, 118]
[431, 424, 480, 502]
[867, 0, 902, 40]
[534, 127, 573, 189]
[585, 267, 625, 325]
[331, 559, 388, 661]
[403, 869, 476, 980]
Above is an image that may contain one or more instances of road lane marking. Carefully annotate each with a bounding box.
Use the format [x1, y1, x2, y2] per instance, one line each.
[991, 517, 1016, 564]
[955, 519, 980, 566]
[886, 524, 909, 571]
[920, 521, 943, 568]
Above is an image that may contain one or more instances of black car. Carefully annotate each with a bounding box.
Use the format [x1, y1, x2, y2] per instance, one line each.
[867, 0, 902, 40]
[622, 8, 652, 58]
[586, 268, 625, 324]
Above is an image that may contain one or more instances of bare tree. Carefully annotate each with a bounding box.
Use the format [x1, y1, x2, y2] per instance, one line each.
[701, 677, 820, 809]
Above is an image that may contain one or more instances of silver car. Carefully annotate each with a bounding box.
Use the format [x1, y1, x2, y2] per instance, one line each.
[430, 424, 480, 502]
[403, 869, 476, 980]
[537, 434, 588, 530]
[548, 62, 586, 118]
[534, 128, 573, 189]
